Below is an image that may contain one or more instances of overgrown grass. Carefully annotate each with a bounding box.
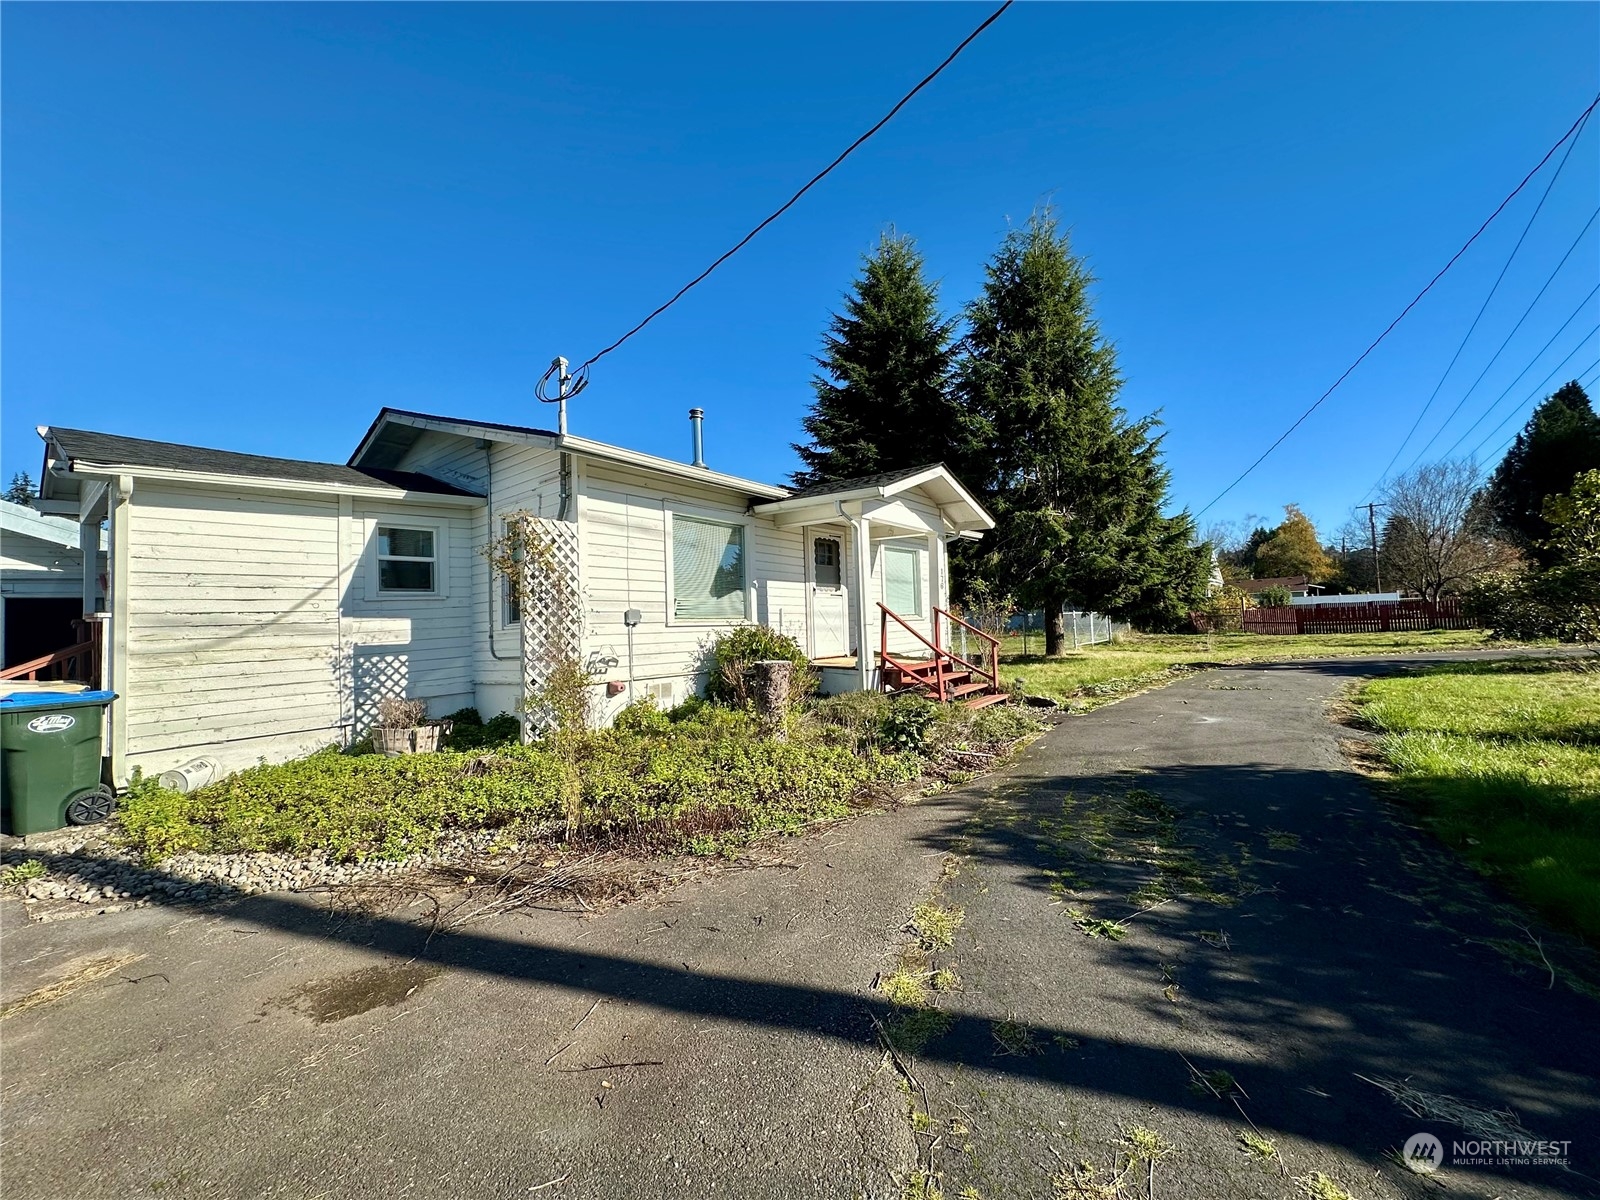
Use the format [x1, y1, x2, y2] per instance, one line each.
[1357, 659, 1600, 943]
[119, 697, 1044, 865]
[1001, 629, 1495, 706]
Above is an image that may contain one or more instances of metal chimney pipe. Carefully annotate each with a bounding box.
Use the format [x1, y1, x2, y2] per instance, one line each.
[689, 408, 706, 468]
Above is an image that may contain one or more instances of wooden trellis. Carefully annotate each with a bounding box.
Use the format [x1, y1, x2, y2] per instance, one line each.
[516, 516, 583, 740]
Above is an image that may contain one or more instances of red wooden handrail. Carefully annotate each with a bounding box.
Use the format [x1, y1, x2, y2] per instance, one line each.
[934, 606, 1000, 690]
[878, 603, 1001, 699]
[0, 618, 103, 685]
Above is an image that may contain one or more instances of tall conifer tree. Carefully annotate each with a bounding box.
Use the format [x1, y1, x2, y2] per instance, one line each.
[956, 211, 1205, 650]
[792, 233, 967, 486]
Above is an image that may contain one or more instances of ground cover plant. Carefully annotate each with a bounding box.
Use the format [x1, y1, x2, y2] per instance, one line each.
[118, 696, 1044, 865]
[1001, 628, 1495, 707]
[1357, 658, 1600, 943]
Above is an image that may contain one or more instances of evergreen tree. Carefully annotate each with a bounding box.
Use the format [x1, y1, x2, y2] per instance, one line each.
[4, 472, 35, 506]
[792, 233, 967, 486]
[1479, 381, 1600, 562]
[956, 211, 1206, 650]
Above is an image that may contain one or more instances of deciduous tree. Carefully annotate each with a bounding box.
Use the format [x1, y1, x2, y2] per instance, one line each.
[1253, 505, 1332, 582]
[1379, 460, 1518, 600]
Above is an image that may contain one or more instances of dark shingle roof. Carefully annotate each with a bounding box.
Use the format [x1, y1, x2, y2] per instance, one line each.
[47, 427, 482, 497]
[784, 463, 941, 501]
[1239, 576, 1315, 592]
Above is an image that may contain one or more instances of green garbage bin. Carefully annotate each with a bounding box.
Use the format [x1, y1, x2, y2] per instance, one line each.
[0, 690, 117, 836]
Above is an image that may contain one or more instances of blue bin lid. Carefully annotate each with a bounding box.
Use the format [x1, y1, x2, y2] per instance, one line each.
[0, 689, 117, 708]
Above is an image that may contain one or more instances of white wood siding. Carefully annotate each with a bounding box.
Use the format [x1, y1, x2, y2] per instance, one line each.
[121, 481, 483, 777]
[123, 483, 345, 775]
[577, 460, 806, 720]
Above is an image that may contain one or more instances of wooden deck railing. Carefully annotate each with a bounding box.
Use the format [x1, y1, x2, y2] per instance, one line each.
[878, 603, 1001, 699]
[0, 618, 103, 686]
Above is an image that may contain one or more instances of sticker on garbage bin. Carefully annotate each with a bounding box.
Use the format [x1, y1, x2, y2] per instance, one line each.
[26, 714, 75, 733]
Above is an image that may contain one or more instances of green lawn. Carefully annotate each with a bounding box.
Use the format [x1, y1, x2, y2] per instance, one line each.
[999, 628, 1494, 706]
[1357, 659, 1600, 944]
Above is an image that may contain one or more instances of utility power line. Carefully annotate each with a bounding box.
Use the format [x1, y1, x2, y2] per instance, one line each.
[575, 1, 1014, 373]
[1396, 206, 1599, 472]
[1456, 332, 1599, 462]
[1433, 282, 1600, 459]
[1479, 354, 1600, 465]
[1363, 109, 1594, 498]
[1196, 91, 1600, 518]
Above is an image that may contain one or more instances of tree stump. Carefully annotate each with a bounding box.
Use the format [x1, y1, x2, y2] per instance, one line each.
[750, 660, 793, 739]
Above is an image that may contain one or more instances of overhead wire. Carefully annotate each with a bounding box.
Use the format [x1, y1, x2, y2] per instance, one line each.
[575, 0, 1014, 372]
[1472, 352, 1600, 464]
[1455, 332, 1599, 462]
[1362, 107, 1594, 497]
[1194, 91, 1600, 518]
[1396, 207, 1599, 471]
[1433, 281, 1600, 459]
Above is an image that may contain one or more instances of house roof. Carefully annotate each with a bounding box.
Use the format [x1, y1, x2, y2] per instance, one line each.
[752, 462, 995, 534]
[785, 464, 945, 500]
[0, 498, 106, 550]
[349, 407, 792, 500]
[39, 427, 483, 499]
[1239, 576, 1319, 592]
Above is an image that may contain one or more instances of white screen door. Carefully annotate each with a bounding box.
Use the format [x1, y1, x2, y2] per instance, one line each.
[808, 534, 848, 658]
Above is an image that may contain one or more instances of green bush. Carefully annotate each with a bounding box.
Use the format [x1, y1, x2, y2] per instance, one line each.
[117, 705, 928, 864]
[613, 697, 672, 734]
[1255, 585, 1293, 608]
[443, 708, 521, 750]
[702, 625, 815, 707]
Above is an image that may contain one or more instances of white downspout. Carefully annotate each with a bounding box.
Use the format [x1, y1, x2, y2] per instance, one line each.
[108, 474, 133, 786]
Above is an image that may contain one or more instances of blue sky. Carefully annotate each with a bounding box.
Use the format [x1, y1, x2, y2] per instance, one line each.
[5, 3, 1597, 541]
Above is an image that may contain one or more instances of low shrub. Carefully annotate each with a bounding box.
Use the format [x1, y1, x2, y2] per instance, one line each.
[117, 704, 932, 864]
[702, 625, 815, 708]
[443, 708, 521, 750]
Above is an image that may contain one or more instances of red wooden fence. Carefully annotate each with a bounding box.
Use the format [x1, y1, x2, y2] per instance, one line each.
[1240, 598, 1472, 635]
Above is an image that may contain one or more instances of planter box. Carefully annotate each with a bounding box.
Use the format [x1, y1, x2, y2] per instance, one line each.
[374, 721, 453, 756]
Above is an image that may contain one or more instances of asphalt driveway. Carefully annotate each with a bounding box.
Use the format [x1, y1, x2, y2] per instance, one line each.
[2, 652, 1595, 1199]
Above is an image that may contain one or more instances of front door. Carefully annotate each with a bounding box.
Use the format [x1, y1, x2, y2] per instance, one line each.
[807, 533, 849, 658]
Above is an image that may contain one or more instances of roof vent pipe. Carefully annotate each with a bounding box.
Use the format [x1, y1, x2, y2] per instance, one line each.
[689, 408, 706, 468]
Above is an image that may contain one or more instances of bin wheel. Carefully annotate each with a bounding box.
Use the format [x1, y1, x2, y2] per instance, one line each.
[66, 785, 116, 825]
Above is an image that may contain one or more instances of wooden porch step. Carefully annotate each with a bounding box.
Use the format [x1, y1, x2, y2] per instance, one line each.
[960, 691, 1011, 710]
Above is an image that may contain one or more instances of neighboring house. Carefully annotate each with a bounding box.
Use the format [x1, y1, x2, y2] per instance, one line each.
[1238, 576, 1323, 600]
[31, 409, 994, 784]
[0, 498, 105, 670]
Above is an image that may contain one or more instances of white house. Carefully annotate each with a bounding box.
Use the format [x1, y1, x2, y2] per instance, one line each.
[0, 498, 105, 672]
[29, 409, 995, 785]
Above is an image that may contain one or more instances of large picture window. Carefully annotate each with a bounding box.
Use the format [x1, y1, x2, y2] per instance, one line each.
[672, 515, 746, 620]
[377, 526, 436, 593]
[882, 544, 922, 616]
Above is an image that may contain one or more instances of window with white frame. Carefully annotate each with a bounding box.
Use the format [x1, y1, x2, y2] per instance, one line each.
[671, 514, 746, 620]
[882, 543, 922, 616]
[376, 526, 437, 593]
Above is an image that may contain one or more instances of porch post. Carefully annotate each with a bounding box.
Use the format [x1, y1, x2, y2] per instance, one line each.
[78, 520, 97, 616]
[849, 512, 874, 692]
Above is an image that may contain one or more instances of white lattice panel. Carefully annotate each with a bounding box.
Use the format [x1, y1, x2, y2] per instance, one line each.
[518, 516, 582, 739]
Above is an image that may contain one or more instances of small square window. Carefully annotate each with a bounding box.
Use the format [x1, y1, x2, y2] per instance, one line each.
[813, 537, 842, 589]
[377, 526, 436, 593]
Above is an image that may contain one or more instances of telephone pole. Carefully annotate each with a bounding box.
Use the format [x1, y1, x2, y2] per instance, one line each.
[1361, 502, 1383, 593]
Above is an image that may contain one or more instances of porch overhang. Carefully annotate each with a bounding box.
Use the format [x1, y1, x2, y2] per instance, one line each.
[750, 464, 994, 536]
